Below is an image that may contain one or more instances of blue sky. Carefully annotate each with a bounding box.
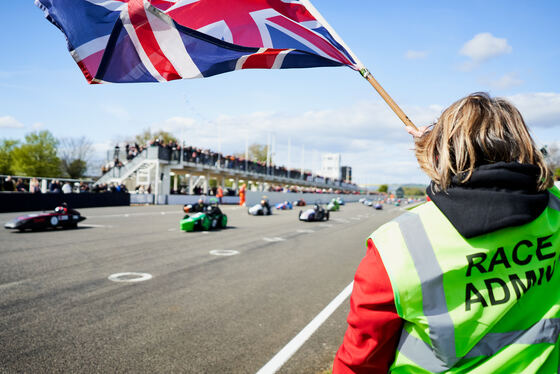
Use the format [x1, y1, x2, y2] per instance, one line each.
[1, 1, 559, 184]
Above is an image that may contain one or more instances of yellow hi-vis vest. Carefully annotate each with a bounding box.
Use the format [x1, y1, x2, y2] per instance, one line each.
[371, 187, 560, 373]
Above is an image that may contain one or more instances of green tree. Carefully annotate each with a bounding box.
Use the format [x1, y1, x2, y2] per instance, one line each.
[64, 159, 88, 179]
[134, 128, 178, 145]
[546, 144, 560, 178]
[235, 143, 268, 162]
[0, 139, 19, 175]
[378, 184, 388, 193]
[403, 187, 426, 196]
[12, 131, 61, 177]
[59, 136, 93, 178]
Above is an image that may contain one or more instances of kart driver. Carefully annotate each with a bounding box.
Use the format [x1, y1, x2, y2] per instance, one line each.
[54, 202, 68, 214]
[261, 198, 271, 215]
[183, 199, 206, 216]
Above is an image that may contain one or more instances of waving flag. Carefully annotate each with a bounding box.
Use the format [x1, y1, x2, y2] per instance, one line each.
[35, 0, 360, 84]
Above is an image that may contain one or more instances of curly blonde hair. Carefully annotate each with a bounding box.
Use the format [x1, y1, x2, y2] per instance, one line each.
[414, 92, 552, 191]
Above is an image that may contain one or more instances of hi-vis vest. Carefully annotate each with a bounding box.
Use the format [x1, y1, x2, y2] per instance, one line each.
[371, 187, 560, 373]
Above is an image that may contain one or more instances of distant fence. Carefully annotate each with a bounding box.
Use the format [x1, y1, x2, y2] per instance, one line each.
[0, 192, 130, 213]
[166, 195, 239, 206]
[130, 194, 155, 205]
[245, 191, 361, 206]
[162, 192, 361, 207]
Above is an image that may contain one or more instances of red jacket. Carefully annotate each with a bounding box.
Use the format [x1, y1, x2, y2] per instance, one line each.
[333, 238, 403, 373]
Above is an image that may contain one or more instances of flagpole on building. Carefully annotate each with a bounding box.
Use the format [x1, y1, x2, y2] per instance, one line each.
[266, 133, 270, 175]
[301, 0, 418, 131]
[287, 137, 291, 178]
[245, 131, 249, 172]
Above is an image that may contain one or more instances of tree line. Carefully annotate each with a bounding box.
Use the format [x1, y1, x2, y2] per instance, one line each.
[0, 130, 93, 179]
[0, 128, 272, 180]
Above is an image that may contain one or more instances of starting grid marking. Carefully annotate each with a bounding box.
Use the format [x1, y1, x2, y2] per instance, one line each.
[108, 272, 152, 283]
[263, 237, 285, 242]
[209, 249, 239, 256]
[80, 224, 113, 228]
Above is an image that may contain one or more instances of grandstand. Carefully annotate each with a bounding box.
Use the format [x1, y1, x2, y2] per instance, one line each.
[95, 144, 359, 204]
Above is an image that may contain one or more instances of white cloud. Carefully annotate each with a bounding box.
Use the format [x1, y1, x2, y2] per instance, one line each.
[0, 116, 24, 128]
[135, 93, 558, 183]
[146, 101, 442, 184]
[459, 33, 512, 70]
[405, 50, 428, 60]
[31, 122, 44, 130]
[507, 92, 560, 128]
[485, 72, 523, 90]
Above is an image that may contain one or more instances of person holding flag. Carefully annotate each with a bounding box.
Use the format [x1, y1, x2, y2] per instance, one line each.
[333, 93, 559, 373]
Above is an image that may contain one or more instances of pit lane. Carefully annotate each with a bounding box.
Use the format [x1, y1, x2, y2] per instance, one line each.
[0, 202, 403, 373]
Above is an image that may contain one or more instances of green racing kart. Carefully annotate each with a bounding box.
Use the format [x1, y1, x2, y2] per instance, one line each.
[326, 198, 340, 212]
[180, 205, 228, 232]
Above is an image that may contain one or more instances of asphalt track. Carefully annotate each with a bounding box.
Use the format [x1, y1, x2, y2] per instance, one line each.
[0, 202, 403, 373]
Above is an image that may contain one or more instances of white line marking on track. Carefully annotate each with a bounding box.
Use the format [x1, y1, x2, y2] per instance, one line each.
[319, 223, 333, 228]
[168, 228, 177, 232]
[108, 272, 152, 283]
[81, 224, 113, 228]
[256, 282, 354, 374]
[0, 280, 27, 290]
[209, 249, 239, 256]
[296, 229, 314, 234]
[351, 217, 361, 221]
[202, 231, 209, 234]
[88, 211, 182, 219]
[263, 237, 285, 242]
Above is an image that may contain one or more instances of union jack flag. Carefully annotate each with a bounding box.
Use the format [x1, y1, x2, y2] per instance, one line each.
[35, 0, 360, 84]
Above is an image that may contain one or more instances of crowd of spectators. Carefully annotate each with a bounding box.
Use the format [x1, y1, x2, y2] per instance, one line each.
[102, 138, 180, 173]
[1, 176, 127, 194]
[104, 138, 356, 189]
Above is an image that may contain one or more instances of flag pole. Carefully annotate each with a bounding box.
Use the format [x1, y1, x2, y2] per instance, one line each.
[358, 67, 417, 130]
[301, 0, 418, 131]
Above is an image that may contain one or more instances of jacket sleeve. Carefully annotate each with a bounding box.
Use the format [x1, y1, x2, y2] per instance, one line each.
[333, 238, 403, 374]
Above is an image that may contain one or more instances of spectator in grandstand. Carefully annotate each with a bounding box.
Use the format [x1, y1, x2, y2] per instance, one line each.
[30, 178, 41, 194]
[49, 180, 61, 193]
[15, 178, 27, 192]
[79, 181, 90, 193]
[3, 176, 15, 192]
[62, 181, 72, 194]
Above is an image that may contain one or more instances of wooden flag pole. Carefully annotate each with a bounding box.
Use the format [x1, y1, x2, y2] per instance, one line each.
[359, 68, 418, 130]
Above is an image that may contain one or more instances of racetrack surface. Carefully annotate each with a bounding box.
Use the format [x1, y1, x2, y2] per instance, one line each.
[0, 202, 403, 373]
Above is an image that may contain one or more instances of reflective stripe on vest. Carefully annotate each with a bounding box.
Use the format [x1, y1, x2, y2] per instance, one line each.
[387, 190, 560, 373]
[393, 211, 458, 367]
[398, 319, 560, 372]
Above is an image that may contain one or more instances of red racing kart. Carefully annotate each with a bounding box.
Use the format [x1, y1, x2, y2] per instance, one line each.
[4, 205, 86, 232]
